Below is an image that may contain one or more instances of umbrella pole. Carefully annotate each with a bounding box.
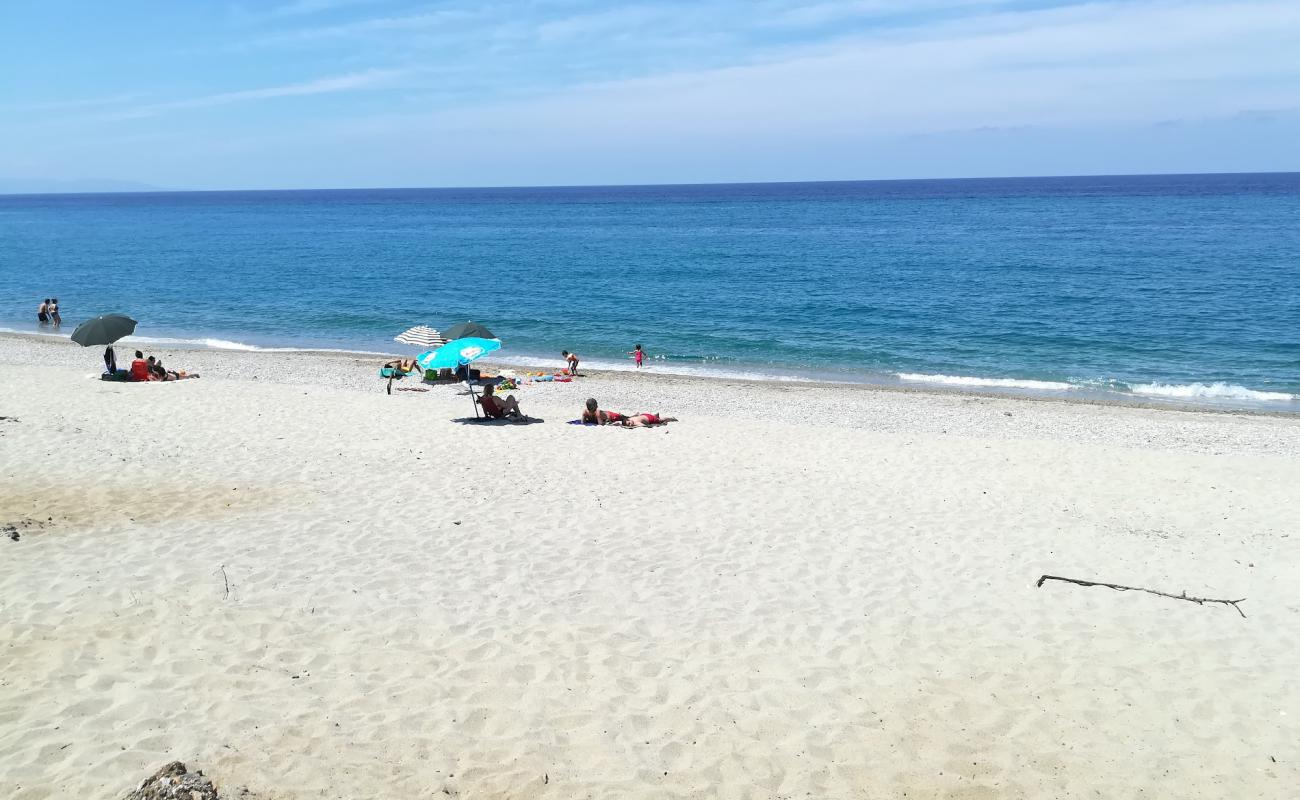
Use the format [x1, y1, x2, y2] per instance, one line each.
[463, 361, 480, 418]
[468, 380, 480, 418]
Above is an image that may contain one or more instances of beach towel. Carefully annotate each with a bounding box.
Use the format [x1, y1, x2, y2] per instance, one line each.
[452, 416, 544, 426]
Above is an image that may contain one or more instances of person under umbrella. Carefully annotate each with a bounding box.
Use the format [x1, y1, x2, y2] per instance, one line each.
[478, 383, 525, 419]
[416, 337, 502, 416]
[70, 314, 137, 378]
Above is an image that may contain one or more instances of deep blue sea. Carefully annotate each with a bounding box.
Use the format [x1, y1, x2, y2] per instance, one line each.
[2, 173, 1298, 409]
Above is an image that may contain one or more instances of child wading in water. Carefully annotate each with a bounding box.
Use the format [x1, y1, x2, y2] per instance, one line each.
[628, 343, 644, 368]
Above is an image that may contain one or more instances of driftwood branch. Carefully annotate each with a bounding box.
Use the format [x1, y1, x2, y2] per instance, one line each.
[1036, 574, 1246, 618]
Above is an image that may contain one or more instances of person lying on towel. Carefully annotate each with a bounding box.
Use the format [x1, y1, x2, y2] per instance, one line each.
[581, 398, 628, 425]
[383, 358, 418, 374]
[478, 384, 525, 419]
[621, 412, 678, 428]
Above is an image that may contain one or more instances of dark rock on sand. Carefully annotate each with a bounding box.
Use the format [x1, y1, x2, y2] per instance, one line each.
[125, 762, 219, 800]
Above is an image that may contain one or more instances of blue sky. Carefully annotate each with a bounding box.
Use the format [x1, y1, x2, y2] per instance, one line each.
[3, 0, 1299, 189]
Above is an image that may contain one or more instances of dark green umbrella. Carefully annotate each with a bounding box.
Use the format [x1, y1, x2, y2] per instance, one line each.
[70, 314, 137, 347]
[442, 321, 496, 340]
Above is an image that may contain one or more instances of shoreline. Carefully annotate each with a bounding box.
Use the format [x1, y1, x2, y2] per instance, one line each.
[3, 328, 1296, 419]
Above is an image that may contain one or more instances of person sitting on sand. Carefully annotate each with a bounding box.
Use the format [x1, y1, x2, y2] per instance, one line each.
[581, 398, 626, 425]
[621, 412, 677, 428]
[478, 383, 525, 419]
[129, 351, 150, 382]
[561, 350, 579, 375]
[145, 356, 167, 381]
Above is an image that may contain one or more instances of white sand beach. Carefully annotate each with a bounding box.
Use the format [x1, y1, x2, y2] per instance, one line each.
[1, 332, 1297, 799]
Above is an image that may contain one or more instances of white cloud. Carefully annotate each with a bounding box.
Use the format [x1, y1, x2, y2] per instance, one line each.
[11, 93, 145, 113]
[235, 0, 393, 22]
[102, 69, 406, 120]
[393, 0, 1300, 137]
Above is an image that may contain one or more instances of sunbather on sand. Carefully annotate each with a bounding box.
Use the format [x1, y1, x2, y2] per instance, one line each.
[581, 398, 626, 425]
[479, 384, 525, 419]
[383, 358, 418, 373]
[154, 358, 199, 380]
[621, 412, 677, 428]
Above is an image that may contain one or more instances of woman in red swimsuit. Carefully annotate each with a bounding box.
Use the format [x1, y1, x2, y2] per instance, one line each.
[621, 412, 677, 428]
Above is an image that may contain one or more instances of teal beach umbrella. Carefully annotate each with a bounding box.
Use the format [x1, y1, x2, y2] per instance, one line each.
[417, 337, 502, 416]
[416, 337, 501, 372]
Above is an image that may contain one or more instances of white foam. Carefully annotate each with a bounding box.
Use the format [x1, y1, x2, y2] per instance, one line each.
[116, 334, 390, 356]
[0, 327, 390, 356]
[491, 354, 812, 383]
[897, 373, 1074, 392]
[1128, 382, 1296, 403]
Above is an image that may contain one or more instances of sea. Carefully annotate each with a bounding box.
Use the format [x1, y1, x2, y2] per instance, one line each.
[2, 173, 1298, 410]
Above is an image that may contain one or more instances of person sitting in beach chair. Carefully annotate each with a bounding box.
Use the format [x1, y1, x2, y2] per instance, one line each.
[581, 398, 627, 425]
[478, 383, 525, 419]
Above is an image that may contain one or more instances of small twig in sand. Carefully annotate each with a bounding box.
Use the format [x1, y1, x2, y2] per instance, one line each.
[1036, 574, 1246, 618]
[219, 565, 230, 599]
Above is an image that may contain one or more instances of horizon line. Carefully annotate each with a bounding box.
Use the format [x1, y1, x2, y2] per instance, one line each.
[3, 170, 1299, 197]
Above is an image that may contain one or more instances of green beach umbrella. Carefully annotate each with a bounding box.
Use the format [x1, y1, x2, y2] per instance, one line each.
[70, 314, 137, 347]
[442, 321, 496, 341]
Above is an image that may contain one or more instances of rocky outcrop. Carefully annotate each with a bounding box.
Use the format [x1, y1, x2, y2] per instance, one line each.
[124, 762, 219, 800]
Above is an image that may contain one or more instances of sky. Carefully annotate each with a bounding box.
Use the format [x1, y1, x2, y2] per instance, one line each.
[3, 0, 1300, 190]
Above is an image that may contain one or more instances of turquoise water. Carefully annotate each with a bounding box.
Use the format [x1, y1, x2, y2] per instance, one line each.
[2, 174, 1298, 408]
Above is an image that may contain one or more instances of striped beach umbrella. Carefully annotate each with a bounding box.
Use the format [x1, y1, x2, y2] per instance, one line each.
[394, 325, 446, 348]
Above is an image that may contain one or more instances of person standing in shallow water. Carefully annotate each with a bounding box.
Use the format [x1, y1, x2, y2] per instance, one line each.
[49, 298, 61, 326]
[37, 299, 49, 324]
[628, 343, 644, 368]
